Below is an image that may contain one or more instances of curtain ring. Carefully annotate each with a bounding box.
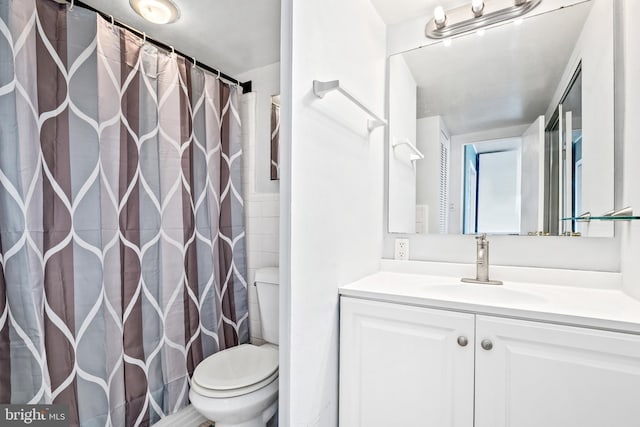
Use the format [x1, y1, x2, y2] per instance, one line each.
[109, 15, 115, 29]
[143, 32, 146, 43]
[192, 57, 197, 68]
[216, 70, 221, 80]
[69, 0, 74, 11]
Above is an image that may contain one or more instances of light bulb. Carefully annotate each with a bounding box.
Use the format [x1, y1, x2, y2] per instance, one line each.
[471, 0, 484, 16]
[434, 6, 446, 26]
[514, 18, 524, 25]
[443, 38, 452, 47]
[476, 28, 486, 37]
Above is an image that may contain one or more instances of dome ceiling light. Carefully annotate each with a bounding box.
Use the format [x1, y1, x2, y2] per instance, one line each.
[129, 0, 180, 25]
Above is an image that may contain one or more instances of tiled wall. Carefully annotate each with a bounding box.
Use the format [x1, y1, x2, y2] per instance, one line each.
[241, 92, 280, 344]
[245, 193, 280, 343]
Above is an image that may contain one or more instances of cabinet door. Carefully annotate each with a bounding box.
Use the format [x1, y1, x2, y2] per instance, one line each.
[475, 315, 640, 427]
[339, 297, 474, 427]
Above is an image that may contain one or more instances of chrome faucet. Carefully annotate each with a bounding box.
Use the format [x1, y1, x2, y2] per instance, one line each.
[461, 234, 503, 285]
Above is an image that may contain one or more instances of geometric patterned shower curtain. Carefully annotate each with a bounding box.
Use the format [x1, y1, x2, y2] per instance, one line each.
[0, 0, 248, 425]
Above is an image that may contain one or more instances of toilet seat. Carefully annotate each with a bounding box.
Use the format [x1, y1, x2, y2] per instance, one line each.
[192, 344, 278, 398]
[191, 369, 278, 398]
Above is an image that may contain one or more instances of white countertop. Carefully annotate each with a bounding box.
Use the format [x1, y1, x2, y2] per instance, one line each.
[339, 262, 640, 334]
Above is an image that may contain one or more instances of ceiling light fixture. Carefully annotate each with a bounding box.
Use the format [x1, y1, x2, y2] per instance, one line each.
[425, 0, 541, 39]
[129, 0, 180, 25]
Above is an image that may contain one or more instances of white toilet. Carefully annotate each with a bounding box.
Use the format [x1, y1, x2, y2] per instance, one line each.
[190, 268, 279, 427]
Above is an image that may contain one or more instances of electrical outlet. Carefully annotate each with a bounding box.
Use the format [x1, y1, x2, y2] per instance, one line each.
[395, 238, 410, 261]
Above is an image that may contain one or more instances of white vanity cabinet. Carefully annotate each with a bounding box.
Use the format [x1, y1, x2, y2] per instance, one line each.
[339, 297, 640, 427]
[475, 315, 640, 427]
[339, 297, 475, 427]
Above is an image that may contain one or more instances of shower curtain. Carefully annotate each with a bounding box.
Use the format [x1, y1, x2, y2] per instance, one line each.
[0, 0, 248, 426]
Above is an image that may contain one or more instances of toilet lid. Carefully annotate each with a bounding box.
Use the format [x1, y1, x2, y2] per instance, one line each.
[193, 344, 278, 391]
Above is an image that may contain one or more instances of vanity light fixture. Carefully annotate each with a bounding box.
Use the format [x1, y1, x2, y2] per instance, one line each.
[426, 0, 541, 39]
[129, 0, 180, 25]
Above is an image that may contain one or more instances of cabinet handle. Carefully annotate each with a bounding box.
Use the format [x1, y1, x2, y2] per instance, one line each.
[481, 339, 493, 351]
[457, 336, 468, 347]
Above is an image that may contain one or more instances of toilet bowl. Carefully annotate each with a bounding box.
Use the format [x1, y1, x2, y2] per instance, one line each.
[190, 268, 279, 427]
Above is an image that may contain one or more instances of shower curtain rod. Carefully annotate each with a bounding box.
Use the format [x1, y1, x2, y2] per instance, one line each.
[61, 0, 252, 94]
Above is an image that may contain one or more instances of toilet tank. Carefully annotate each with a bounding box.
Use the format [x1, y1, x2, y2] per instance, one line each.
[254, 267, 279, 345]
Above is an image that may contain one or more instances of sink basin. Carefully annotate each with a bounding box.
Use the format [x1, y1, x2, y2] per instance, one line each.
[421, 283, 547, 305]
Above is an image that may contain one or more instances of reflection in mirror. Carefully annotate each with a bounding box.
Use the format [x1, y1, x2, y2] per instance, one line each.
[387, 0, 614, 237]
[271, 94, 281, 180]
[544, 65, 583, 235]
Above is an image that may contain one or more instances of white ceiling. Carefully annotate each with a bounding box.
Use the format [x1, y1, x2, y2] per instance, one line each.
[78, 0, 281, 77]
[399, 2, 591, 135]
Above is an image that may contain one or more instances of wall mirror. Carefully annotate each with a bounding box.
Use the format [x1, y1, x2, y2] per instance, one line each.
[387, 0, 615, 238]
[271, 94, 281, 180]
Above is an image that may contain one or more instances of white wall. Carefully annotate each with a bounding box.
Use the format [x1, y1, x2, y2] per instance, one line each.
[388, 55, 417, 233]
[237, 62, 281, 194]
[577, 0, 614, 237]
[281, 0, 386, 425]
[620, 0, 640, 300]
